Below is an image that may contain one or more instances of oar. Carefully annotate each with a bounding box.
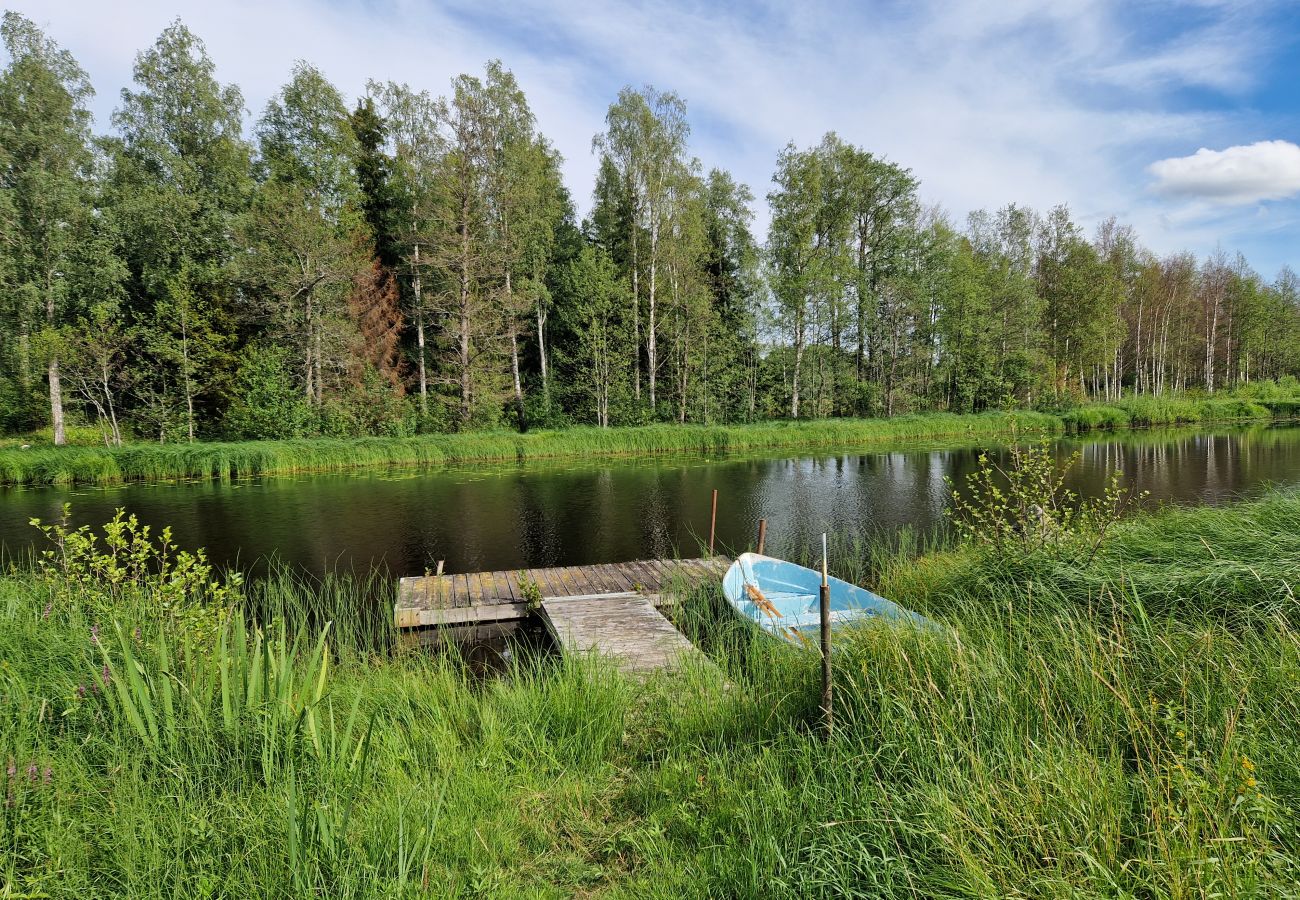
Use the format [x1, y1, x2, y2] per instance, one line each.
[745, 582, 811, 647]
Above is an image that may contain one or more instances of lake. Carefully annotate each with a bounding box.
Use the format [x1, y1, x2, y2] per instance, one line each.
[3, 424, 1299, 578]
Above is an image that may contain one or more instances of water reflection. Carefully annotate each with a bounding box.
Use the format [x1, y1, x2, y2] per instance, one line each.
[2, 424, 1299, 578]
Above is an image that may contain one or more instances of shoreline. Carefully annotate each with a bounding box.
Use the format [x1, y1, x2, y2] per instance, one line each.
[0, 397, 1295, 488]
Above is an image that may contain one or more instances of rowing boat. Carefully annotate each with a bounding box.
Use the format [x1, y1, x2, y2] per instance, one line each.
[721, 552, 934, 646]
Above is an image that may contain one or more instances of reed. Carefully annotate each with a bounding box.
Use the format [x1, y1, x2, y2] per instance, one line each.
[1060, 395, 1276, 431]
[2, 495, 1300, 896]
[4, 394, 1296, 489]
[0, 411, 1063, 487]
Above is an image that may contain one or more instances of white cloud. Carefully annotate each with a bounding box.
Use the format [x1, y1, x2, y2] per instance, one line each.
[1148, 141, 1300, 204]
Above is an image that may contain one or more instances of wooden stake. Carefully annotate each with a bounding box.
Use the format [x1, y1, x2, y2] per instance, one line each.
[819, 532, 833, 738]
[709, 488, 718, 555]
[756, 518, 767, 555]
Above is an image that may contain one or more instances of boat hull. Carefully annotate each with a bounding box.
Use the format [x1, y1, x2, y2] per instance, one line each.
[721, 552, 934, 646]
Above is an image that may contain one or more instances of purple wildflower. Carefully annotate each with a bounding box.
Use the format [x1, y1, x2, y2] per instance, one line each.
[101, 664, 111, 687]
[42, 603, 51, 620]
[133, 627, 141, 642]
[26, 763, 37, 783]
[5, 758, 14, 779]
[76, 684, 87, 699]
[43, 767, 52, 786]
[90, 624, 100, 644]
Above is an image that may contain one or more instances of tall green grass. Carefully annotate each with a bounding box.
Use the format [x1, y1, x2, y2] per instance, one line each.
[1059, 395, 1280, 431]
[0, 412, 1062, 487]
[4, 495, 1300, 895]
[3, 396, 1296, 488]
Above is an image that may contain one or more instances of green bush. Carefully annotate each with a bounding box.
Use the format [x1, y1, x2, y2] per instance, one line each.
[319, 370, 415, 438]
[29, 505, 236, 643]
[223, 347, 316, 440]
[945, 441, 1145, 561]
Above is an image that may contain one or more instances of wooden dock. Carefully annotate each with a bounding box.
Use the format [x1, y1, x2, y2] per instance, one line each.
[539, 592, 706, 674]
[396, 557, 729, 675]
[395, 557, 728, 627]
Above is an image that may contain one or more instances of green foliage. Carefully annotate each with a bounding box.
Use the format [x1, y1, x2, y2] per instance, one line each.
[100, 616, 334, 761]
[319, 370, 414, 438]
[947, 440, 1146, 561]
[0, 377, 43, 433]
[1062, 395, 1277, 432]
[1060, 403, 1132, 430]
[7, 20, 1300, 444]
[29, 505, 236, 641]
[107, 20, 253, 441]
[223, 346, 315, 440]
[517, 573, 543, 611]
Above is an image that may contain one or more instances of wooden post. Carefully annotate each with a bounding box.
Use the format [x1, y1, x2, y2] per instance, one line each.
[819, 532, 833, 738]
[756, 518, 767, 555]
[709, 488, 718, 555]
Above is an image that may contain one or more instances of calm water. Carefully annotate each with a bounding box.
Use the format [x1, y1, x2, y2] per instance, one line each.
[3, 424, 1299, 578]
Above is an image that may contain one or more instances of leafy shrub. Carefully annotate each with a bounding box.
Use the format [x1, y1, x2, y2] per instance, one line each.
[223, 346, 316, 440]
[319, 369, 415, 438]
[0, 377, 45, 433]
[30, 505, 237, 644]
[946, 442, 1146, 562]
[518, 573, 543, 610]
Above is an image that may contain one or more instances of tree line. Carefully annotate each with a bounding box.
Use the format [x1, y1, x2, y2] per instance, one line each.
[3, 13, 1298, 446]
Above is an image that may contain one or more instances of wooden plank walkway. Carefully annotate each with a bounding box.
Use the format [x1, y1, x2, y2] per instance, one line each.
[540, 592, 706, 675]
[395, 557, 729, 628]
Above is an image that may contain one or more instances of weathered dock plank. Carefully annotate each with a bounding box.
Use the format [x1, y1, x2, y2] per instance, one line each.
[395, 557, 727, 628]
[540, 593, 704, 675]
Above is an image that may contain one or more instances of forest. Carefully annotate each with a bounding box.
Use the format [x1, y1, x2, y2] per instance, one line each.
[4, 12, 1300, 446]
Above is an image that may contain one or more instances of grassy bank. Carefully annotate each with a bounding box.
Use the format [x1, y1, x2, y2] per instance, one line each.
[3, 397, 1297, 489]
[3, 495, 1300, 896]
[1058, 395, 1298, 431]
[0, 411, 1063, 487]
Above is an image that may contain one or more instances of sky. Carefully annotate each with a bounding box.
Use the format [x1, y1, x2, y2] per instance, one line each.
[13, 0, 1300, 276]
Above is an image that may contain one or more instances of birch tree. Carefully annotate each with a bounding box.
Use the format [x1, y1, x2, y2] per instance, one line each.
[109, 20, 252, 440]
[594, 86, 689, 414]
[371, 81, 442, 416]
[250, 62, 368, 407]
[0, 12, 99, 445]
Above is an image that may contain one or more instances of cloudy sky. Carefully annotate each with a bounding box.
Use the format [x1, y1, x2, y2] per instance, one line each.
[14, 0, 1300, 276]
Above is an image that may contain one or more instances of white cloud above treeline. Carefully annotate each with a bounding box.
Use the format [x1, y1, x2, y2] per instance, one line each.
[1149, 141, 1300, 205]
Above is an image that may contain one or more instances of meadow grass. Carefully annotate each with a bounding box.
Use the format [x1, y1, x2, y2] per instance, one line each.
[3, 494, 1300, 896]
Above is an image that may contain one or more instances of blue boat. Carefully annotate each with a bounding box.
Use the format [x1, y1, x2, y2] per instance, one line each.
[721, 552, 935, 646]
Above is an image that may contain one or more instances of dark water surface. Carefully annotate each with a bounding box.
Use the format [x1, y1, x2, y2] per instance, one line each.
[3, 424, 1299, 578]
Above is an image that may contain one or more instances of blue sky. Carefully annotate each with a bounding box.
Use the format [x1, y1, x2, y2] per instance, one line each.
[16, 0, 1300, 276]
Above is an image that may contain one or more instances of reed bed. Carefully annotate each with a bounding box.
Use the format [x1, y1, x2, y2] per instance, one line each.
[4, 397, 1296, 489]
[3, 493, 1300, 896]
[0, 412, 1062, 487]
[1059, 395, 1279, 431]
